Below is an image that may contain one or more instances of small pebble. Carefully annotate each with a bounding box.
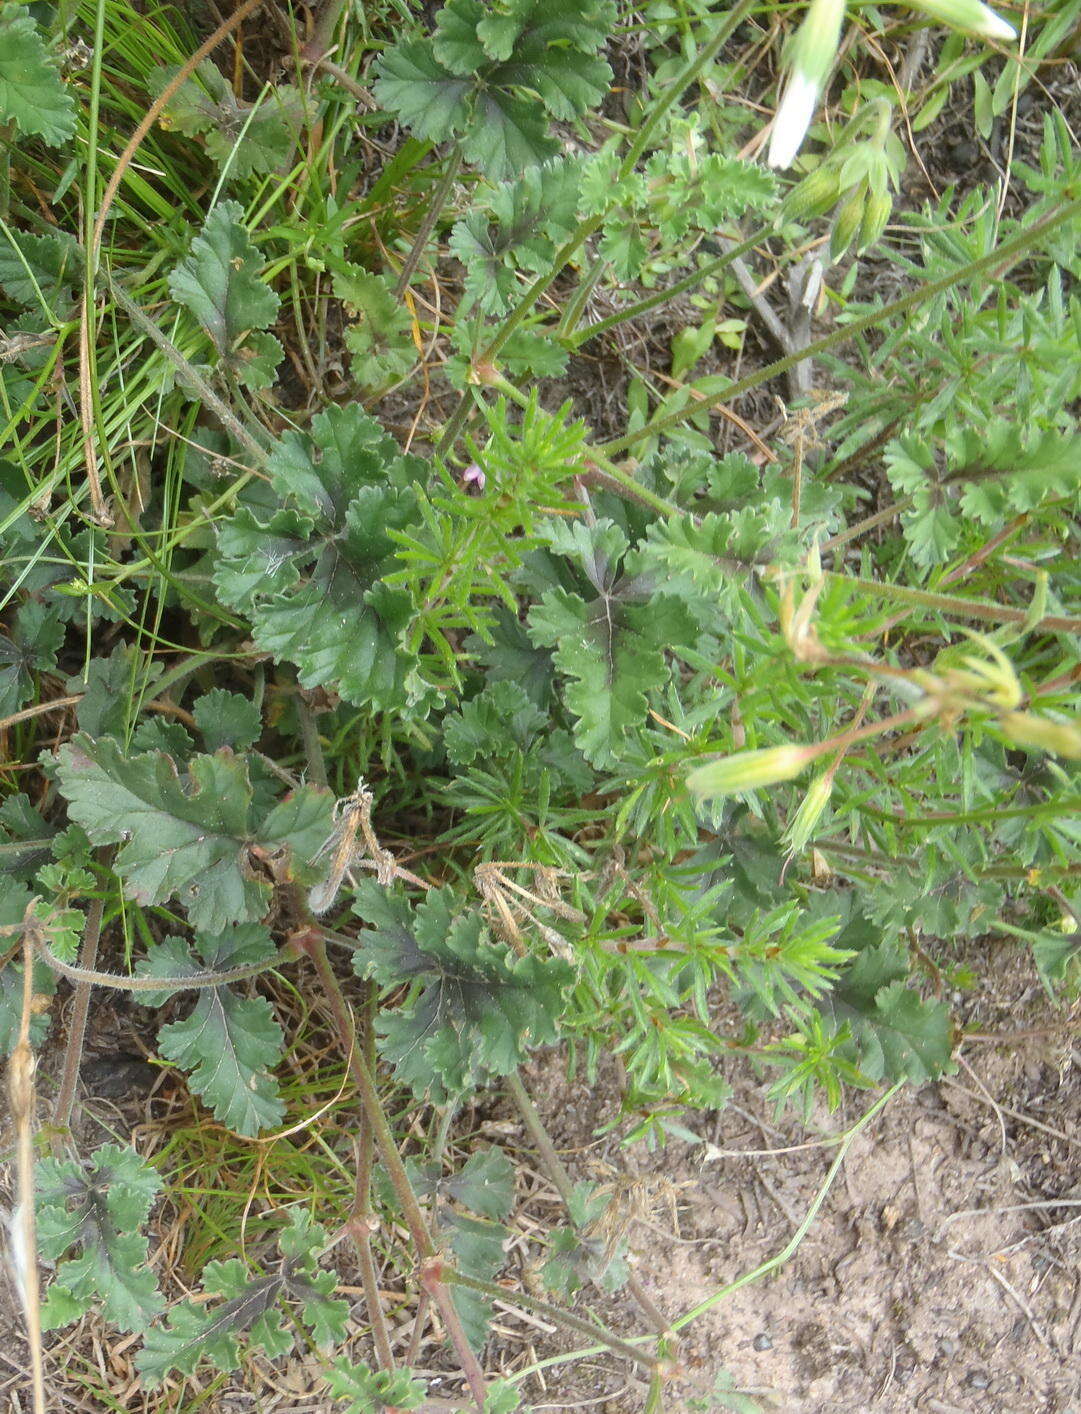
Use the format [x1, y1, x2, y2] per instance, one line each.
[939, 1337, 958, 1357]
[752, 1333, 773, 1352]
[968, 1371, 991, 1390]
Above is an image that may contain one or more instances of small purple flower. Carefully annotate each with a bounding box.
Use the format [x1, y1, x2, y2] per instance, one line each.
[460, 462, 486, 496]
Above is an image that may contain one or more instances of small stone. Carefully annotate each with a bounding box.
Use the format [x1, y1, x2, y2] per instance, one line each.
[968, 1371, 991, 1390]
[752, 1333, 773, 1352]
[939, 1336, 958, 1357]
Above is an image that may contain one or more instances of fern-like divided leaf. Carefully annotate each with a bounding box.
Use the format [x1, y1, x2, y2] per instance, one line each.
[351, 880, 574, 1102]
[136, 924, 286, 1136]
[37, 1144, 164, 1332]
[375, 0, 615, 180]
[213, 405, 429, 713]
[137, 1211, 348, 1389]
[53, 735, 332, 932]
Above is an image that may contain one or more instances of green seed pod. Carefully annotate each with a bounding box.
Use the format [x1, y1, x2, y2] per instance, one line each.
[857, 187, 893, 252]
[687, 744, 812, 800]
[786, 164, 842, 220]
[830, 185, 865, 260]
[782, 768, 835, 855]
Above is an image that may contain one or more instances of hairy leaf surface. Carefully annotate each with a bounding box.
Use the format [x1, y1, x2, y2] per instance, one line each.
[54, 736, 332, 931]
[138, 925, 284, 1135]
[213, 405, 427, 711]
[37, 1144, 164, 1332]
[352, 882, 573, 1101]
[169, 201, 282, 390]
[0, 7, 75, 145]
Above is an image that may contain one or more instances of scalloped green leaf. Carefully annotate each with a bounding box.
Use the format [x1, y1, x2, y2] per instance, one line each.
[331, 264, 415, 385]
[527, 518, 699, 765]
[0, 7, 76, 146]
[150, 61, 302, 178]
[0, 227, 80, 315]
[53, 736, 332, 932]
[374, 0, 612, 179]
[138, 925, 284, 1135]
[0, 601, 64, 717]
[351, 882, 573, 1101]
[212, 405, 428, 712]
[169, 201, 282, 391]
[193, 688, 263, 752]
[37, 1144, 164, 1332]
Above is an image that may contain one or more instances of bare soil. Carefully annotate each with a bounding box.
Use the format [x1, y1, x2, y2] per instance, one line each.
[2, 941, 1078, 1414]
[502, 944, 1081, 1414]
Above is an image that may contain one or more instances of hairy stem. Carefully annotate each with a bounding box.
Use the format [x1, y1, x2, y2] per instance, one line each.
[446, 1269, 659, 1372]
[344, 985, 397, 1372]
[394, 148, 463, 299]
[829, 572, 1081, 635]
[51, 883, 106, 1134]
[601, 195, 1081, 456]
[298, 927, 488, 1409]
[506, 1071, 673, 1336]
[435, 0, 759, 459]
[564, 229, 770, 349]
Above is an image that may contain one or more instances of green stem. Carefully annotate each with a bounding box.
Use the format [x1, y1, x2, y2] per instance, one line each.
[673, 1082, 903, 1329]
[556, 253, 609, 339]
[644, 1364, 667, 1414]
[445, 1270, 659, 1372]
[109, 281, 271, 463]
[613, 0, 758, 182]
[394, 148, 463, 298]
[586, 452, 684, 517]
[343, 986, 397, 1372]
[51, 884, 106, 1135]
[506, 1071, 674, 1337]
[505, 1071, 576, 1207]
[436, 0, 759, 458]
[828, 572, 1081, 635]
[296, 691, 329, 789]
[80, 0, 113, 524]
[300, 929, 487, 1409]
[601, 195, 1081, 456]
[565, 229, 770, 349]
[859, 798, 1081, 828]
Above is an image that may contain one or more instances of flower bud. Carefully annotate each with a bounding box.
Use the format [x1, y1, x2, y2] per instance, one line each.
[997, 711, 1081, 759]
[857, 187, 893, 251]
[905, 0, 1015, 40]
[830, 184, 865, 260]
[767, 0, 847, 170]
[783, 769, 835, 854]
[786, 163, 842, 219]
[688, 744, 812, 800]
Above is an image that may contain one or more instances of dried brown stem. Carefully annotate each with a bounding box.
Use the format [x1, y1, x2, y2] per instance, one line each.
[11, 907, 47, 1414]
